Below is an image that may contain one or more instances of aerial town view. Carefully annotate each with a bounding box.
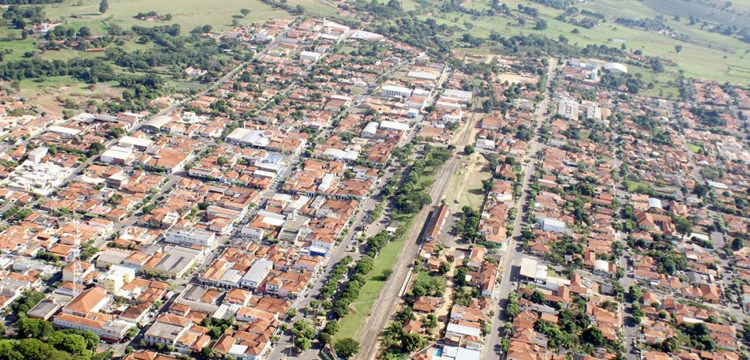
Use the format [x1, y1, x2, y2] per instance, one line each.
[0, 0, 748, 359]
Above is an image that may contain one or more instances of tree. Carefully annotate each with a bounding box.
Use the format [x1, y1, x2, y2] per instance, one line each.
[675, 45, 683, 53]
[534, 20, 548, 30]
[530, 289, 545, 304]
[99, 0, 109, 14]
[582, 326, 604, 346]
[124, 326, 139, 340]
[381, 269, 393, 280]
[732, 237, 744, 251]
[401, 332, 425, 352]
[334, 338, 360, 358]
[464, 145, 475, 155]
[294, 336, 311, 351]
[318, 332, 332, 345]
[674, 216, 693, 235]
[661, 336, 677, 352]
[240, 8, 250, 16]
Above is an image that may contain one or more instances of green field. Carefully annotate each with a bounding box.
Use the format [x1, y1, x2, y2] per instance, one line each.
[445, 153, 491, 212]
[336, 218, 412, 339]
[41, 0, 290, 35]
[420, 0, 750, 84]
[687, 143, 703, 153]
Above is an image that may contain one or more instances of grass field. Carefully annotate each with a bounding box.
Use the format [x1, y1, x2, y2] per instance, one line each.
[626, 180, 651, 192]
[336, 218, 413, 339]
[423, 0, 750, 84]
[41, 0, 290, 35]
[444, 153, 491, 212]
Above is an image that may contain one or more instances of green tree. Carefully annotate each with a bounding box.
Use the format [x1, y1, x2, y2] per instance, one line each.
[732, 237, 744, 251]
[294, 336, 311, 351]
[674, 216, 693, 235]
[675, 45, 683, 53]
[99, 0, 109, 14]
[530, 289, 545, 304]
[334, 338, 360, 358]
[401, 332, 425, 352]
[464, 145, 475, 155]
[582, 326, 604, 346]
[661, 336, 677, 352]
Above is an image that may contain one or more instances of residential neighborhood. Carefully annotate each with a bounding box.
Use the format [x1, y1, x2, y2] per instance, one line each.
[0, 5, 749, 360]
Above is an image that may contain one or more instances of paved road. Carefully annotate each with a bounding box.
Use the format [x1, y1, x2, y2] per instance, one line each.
[486, 58, 557, 358]
[358, 94, 481, 360]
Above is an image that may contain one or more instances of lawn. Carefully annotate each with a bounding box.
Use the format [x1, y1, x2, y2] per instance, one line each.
[687, 143, 703, 153]
[336, 218, 413, 339]
[626, 180, 651, 192]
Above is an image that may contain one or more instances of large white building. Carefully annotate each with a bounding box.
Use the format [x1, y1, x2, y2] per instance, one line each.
[381, 84, 412, 98]
[540, 218, 566, 234]
[164, 227, 217, 247]
[557, 99, 580, 121]
[240, 259, 274, 289]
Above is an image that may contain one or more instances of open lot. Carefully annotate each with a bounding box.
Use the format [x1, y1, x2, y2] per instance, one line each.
[444, 152, 491, 212]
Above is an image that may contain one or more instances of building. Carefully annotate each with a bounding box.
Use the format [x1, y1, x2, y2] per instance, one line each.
[240, 259, 274, 289]
[100, 146, 134, 165]
[580, 101, 601, 121]
[164, 227, 217, 248]
[424, 204, 449, 242]
[143, 313, 192, 349]
[443, 89, 473, 103]
[141, 115, 173, 133]
[540, 218, 566, 234]
[603, 62, 628, 74]
[381, 84, 412, 98]
[299, 51, 323, 62]
[100, 265, 136, 294]
[519, 257, 539, 283]
[557, 99, 580, 121]
[53, 313, 134, 342]
[226, 128, 272, 148]
[62, 287, 110, 317]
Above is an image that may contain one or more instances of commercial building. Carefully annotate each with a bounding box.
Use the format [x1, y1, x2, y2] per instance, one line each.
[164, 227, 217, 248]
[381, 84, 412, 98]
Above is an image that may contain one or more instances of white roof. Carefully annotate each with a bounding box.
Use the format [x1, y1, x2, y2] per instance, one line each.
[455, 347, 482, 360]
[594, 259, 609, 272]
[444, 89, 473, 100]
[520, 257, 538, 279]
[143, 115, 172, 129]
[407, 71, 439, 80]
[300, 51, 322, 59]
[379, 120, 409, 131]
[648, 198, 663, 209]
[382, 84, 411, 93]
[119, 136, 153, 148]
[446, 323, 481, 337]
[603, 62, 628, 73]
[349, 30, 384, 41]
[261, 215, 286, 227]
[322, 148, 359, 161]
[253, 169, 277, 178]
[362, 122, 379, 134]
[543, 218, 566, 228]
[47, 125, 82, 136]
